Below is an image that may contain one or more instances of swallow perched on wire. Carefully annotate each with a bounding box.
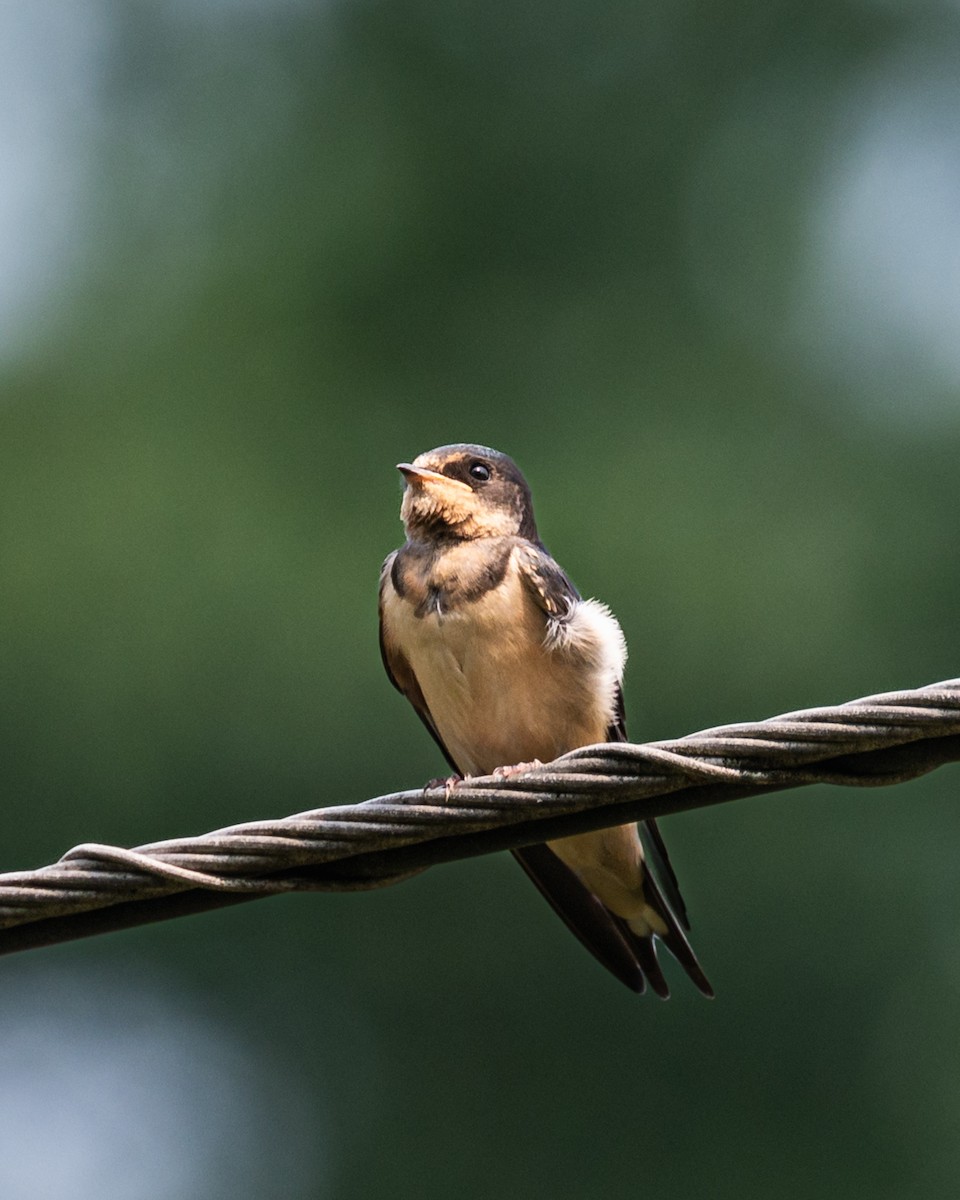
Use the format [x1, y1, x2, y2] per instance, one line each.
[378, 443, 712, 997]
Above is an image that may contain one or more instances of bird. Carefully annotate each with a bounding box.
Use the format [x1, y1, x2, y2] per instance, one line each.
[378, 443, 712, 997]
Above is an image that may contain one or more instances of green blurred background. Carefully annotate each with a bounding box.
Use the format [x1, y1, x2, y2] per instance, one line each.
[1, 2, 959, 1196]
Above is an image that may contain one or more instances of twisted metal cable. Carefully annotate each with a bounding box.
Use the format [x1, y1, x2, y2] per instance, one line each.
[1, 678, 959, 956]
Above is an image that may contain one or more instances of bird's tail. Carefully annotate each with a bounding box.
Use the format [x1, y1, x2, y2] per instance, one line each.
[617, 869, 714, 1000]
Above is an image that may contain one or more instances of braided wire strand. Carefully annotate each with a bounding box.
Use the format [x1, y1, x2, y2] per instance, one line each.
[0, 679, 958, 955]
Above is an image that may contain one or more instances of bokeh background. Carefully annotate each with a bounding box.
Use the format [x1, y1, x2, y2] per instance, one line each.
[1, 2, 959, 1196]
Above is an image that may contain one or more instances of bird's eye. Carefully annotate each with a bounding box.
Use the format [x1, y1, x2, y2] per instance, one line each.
[468, 461, 491, 482]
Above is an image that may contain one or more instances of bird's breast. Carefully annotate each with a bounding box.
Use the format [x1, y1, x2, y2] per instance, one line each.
[385, 552, 623, 776]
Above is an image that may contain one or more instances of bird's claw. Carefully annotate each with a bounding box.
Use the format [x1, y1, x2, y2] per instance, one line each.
[493, 759, 544, 779]
[424, 773, 463, 801]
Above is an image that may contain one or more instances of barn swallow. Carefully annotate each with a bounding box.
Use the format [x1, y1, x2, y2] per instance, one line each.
[378, 443, 712, 997]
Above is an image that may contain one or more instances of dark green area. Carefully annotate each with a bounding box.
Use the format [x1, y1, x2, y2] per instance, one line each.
[2, 2, 959, 1196]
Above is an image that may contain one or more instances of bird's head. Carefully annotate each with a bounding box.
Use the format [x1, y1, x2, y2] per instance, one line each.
[397, 444, 538, 542]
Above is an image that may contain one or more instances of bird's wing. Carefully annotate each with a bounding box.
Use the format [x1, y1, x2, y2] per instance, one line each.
[516, 543, 711, 996]
[605, 684, 691, 932]
[511, 544, 661, 992]
[609, 686, 710, 992]
[379, 552, 459, 774]
[514, 540, 581, 622]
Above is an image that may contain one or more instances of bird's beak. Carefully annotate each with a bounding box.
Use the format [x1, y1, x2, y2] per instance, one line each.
[397, 463, 448, 487]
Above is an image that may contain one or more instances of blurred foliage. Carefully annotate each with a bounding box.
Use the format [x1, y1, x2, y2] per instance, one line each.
[0, 1, 959, 1197]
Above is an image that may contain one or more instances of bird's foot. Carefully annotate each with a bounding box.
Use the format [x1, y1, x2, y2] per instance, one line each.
[493, 759, 544, 779]
[424, 773, 463, 801]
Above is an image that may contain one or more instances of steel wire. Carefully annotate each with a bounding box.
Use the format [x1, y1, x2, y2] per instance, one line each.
[0, 679, 958, 955]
